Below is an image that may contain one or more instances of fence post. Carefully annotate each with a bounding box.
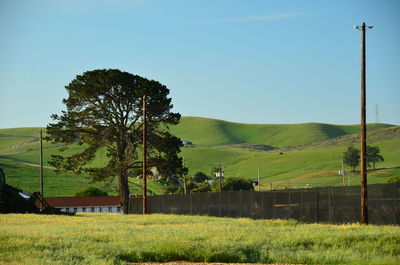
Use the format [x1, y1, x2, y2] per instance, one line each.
[228, 191, 231, 217]
[288, 190, 291, 219]
[160, 195, 164, 214]
[376, 193, 379, 225]
[206, 193, 212, 216]
[261, 191, 264, 219]
[393, 190, 396, 225]
[239, 190, 243, 217]
[300, 191, 303, 222]
[328, 187, 331, 223]
[315, 189, 319, 223]
[190, 193, 193, 215]
[219, 191, 222, 217]
[250, 190, 253, 218]
[273, 190, 276, 219]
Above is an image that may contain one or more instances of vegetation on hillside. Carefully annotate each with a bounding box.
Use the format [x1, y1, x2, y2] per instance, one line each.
[74, 187, 108, 197]
[0, 118, 399, 195]
[170, 116, 393, 147]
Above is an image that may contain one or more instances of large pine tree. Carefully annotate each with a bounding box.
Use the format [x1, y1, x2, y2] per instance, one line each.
[46, 69, 185, 213]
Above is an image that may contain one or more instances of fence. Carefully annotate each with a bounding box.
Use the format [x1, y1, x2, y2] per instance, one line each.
[129, 183, 400, 224]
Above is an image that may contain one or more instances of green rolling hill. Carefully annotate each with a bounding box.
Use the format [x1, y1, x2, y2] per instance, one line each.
[0, 117, 399, 196]
[170, 117, 391, 147]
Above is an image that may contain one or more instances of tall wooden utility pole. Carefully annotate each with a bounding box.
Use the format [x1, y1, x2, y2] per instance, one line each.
[40, 130, 44, 211]
[355, 22, 373, 224]
[142, 95, 148, 214]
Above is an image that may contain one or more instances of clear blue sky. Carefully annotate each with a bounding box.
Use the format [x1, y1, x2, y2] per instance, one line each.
[1, 0, 399, 128]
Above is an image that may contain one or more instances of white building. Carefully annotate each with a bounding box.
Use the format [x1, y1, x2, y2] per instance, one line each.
[44, 196, 122, 213]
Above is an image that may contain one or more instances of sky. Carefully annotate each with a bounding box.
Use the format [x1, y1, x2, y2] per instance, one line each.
[0, 0, 399, 128]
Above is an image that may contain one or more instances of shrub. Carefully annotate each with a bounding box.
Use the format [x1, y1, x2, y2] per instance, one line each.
[387, 176, 400, 184]
[193, 171, 210, 183]
[190, 182, 212, 193]
[74, 187, 108, 197]
[220, 177, 254, 191]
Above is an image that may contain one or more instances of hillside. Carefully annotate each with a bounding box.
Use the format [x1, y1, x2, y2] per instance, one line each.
[170, 116, 392, 147]
[0, 117, 399, 195]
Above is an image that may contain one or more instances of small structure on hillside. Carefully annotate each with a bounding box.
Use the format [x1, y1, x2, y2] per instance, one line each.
[181, 139, 193, 147]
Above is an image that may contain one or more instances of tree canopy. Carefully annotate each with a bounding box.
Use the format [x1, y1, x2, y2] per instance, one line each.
[46, 69, 185, 213]
[220, 177, 254, 191]
[366, 145, 384, 170]
[193, 171, 210, 183]
[74, 187, 108, 197]
[343, 145, 384, 173]
[343, 146, 360, 173]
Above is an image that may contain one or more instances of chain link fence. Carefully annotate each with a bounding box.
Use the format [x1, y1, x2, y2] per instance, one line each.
[129, 183, 400, 224]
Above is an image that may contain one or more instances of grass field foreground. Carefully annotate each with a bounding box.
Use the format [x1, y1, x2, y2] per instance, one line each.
[1, 214, 399, 265]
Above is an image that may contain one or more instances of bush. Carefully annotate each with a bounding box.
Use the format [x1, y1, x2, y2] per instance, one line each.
[193, 171, 210, 183]
[74, 187, 108, 197]
[165, 185, 179, 194]
[220, 177, 254, 191]
[190, 182, 212, 193]
[387, 176, 400, 184]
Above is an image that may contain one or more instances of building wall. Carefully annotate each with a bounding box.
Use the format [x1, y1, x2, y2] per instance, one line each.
[58, 205, 122, 214]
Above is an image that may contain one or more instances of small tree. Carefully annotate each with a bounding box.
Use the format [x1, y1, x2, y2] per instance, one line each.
[75, 187, 108, 197]
[366, 145, 384, 170]
[343, 146, 360, 173]
[193, 171, 210, 183]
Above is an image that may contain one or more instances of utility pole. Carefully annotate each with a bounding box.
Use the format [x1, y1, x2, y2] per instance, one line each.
[342, 159, 345, 186]
[142, 95, 148, 214]
[218, 163, 222, 192]
[355, 22, 373, 225]
[214, 163, 224, 192]
[40, 130, 44, 211]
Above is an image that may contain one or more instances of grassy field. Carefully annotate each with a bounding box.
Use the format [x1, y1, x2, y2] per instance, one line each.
[170, 117, 391, 147]
[0, 117, 399, 196]
[0, 214, 399, 265]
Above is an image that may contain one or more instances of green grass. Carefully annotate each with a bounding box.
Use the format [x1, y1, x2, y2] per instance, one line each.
[0, 127, 43, 137]
[0, 117, 398, 195]
[0, 214, 399, 265]
[181, 138, 400, 189]
[0, 157, 165, 197]
[170, 116, 392, 147]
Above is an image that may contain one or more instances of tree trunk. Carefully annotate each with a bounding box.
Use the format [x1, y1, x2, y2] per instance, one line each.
[119, 171, 130, 214]
[117, 137, 130, 214]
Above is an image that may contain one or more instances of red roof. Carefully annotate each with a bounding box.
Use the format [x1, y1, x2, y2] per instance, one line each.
[43, 196, 120, 207]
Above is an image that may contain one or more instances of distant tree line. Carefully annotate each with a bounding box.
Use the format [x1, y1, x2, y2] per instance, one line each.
[165, 171, 254, 194]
